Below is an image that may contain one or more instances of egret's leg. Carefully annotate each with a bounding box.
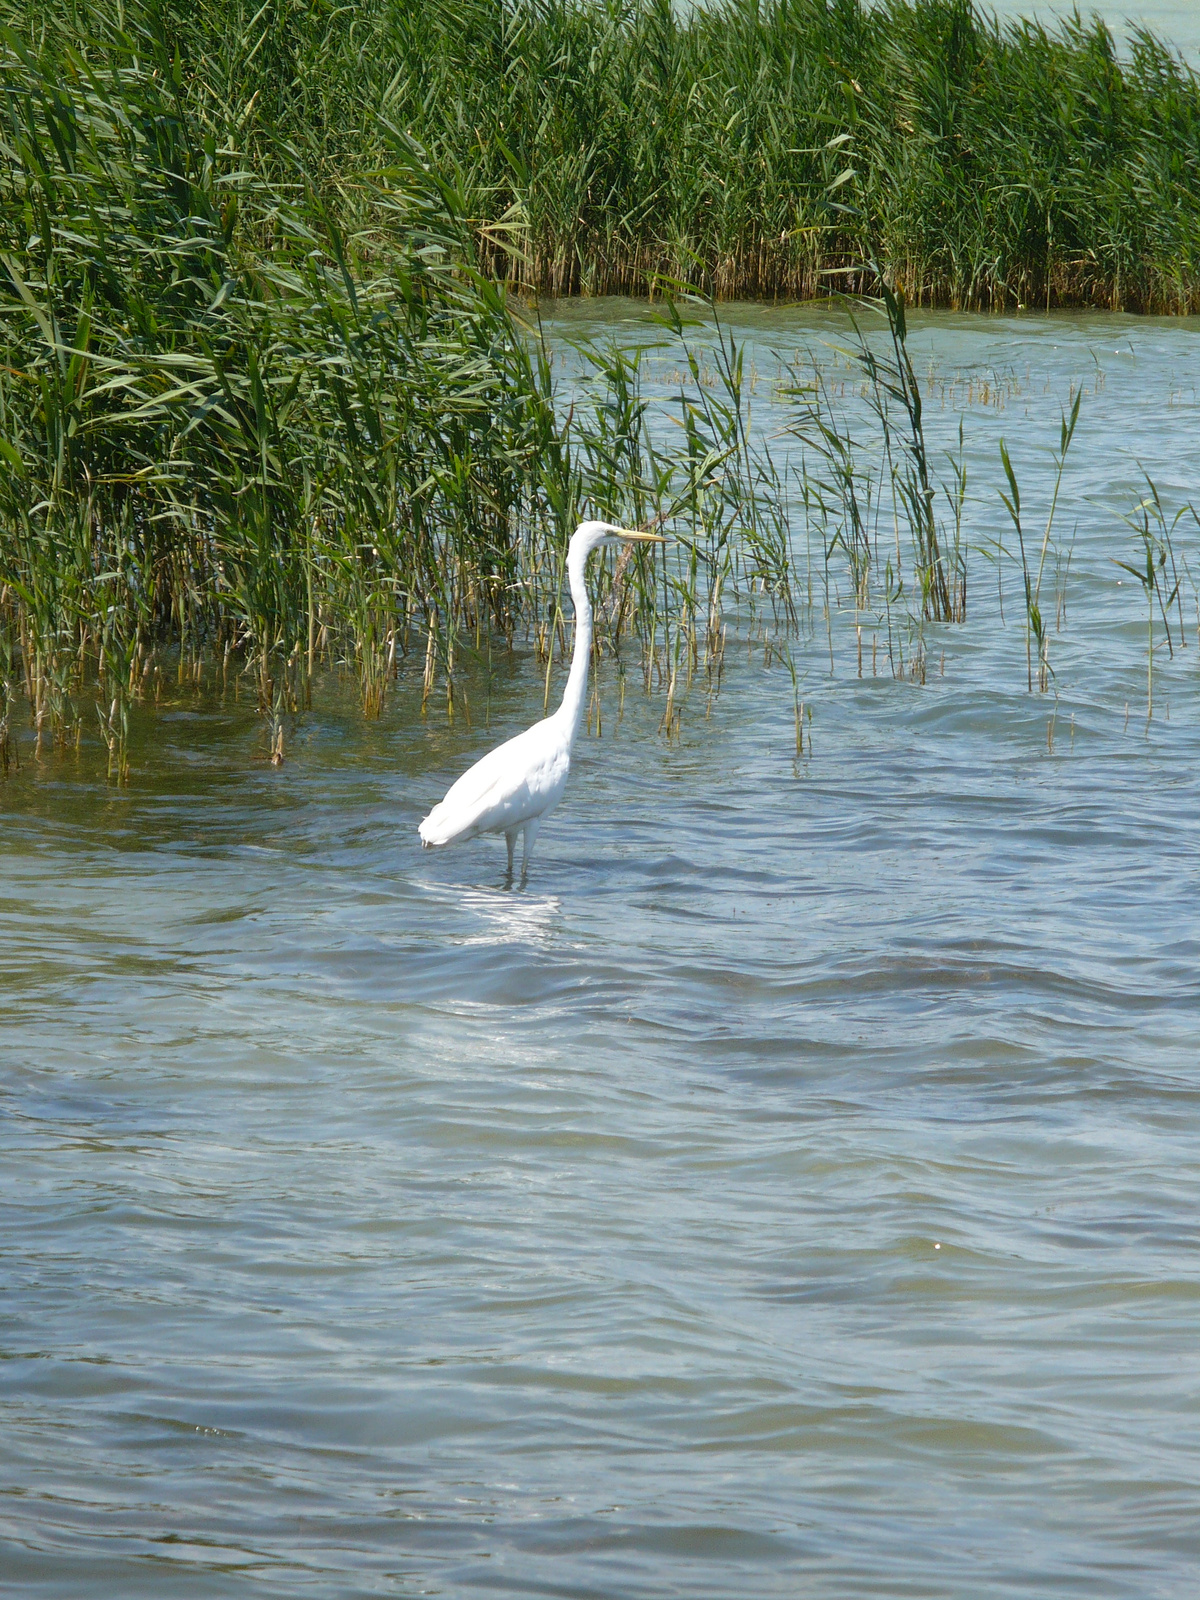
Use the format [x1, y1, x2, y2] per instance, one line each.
[505, 828, 517, 879]
[521, 818, 541, 877]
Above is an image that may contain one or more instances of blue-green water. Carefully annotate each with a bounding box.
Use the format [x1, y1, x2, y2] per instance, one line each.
[3, 306, 1200, 1597]
[990, 1, 1198, 62]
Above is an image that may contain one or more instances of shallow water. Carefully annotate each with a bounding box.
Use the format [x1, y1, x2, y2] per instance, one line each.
[4, 304, 1200, 1598]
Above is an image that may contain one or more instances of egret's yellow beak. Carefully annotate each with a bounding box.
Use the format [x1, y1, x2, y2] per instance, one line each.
[612, 526, 667, 542]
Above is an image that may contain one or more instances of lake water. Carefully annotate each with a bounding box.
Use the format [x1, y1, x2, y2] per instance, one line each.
[4, 301, 1200, 1598]
[988, 1, 1199, 62]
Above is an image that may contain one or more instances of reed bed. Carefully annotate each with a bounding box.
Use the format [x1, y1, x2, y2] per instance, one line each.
[96, 0, 1200, 313]
[1, 0, 1195, 781]
[0, 0, 806, 769]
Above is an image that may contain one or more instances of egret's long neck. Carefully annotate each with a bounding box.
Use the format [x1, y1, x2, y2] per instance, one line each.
[557, 545, 593, 740]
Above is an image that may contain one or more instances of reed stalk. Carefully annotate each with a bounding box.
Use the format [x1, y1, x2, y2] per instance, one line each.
[1116, 475, 1186, 721]
[999, 390, 1080, 692]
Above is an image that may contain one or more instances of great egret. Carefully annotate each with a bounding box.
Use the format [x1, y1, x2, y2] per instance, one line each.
[419, 520, 665, 876]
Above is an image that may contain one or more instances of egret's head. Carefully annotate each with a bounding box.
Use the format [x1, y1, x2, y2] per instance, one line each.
[570, 519, 667, 559]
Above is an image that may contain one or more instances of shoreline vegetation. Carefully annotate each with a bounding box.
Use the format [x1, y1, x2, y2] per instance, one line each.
[146, 0, 1200, 315]
[0, 0, 797, 775]
[0, 0, 1196, 777]
[399, 0, 1200, 315]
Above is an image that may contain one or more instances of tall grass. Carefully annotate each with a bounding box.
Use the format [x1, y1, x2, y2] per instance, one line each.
[1, 0, 1194, 780]
[0, 0, 805, 765]
[0, 3, 512, 756]
[117, 0, 1200, 312]
[999, 389, 1081, 691]
[785, 281, 970, 684]
[1117, 475, 1187, 720]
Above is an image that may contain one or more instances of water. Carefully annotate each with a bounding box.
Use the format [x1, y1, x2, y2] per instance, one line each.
[4, 304, 1200, 1598]
[988, 0, 1200, 62]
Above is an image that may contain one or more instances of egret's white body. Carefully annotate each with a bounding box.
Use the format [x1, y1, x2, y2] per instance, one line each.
[419, 520, 662, 876]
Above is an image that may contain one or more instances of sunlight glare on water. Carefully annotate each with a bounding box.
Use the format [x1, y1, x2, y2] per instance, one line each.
[3, 303, 1200, 1598]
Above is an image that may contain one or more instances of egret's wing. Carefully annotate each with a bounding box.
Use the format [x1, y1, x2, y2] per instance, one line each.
[430, 734, 530, 827]
[419, 721, 566, 846]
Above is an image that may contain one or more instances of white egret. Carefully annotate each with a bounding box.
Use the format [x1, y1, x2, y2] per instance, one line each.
[419, 520, 665, 876]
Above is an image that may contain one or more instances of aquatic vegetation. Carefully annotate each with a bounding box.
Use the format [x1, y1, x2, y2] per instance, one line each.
[998, 390, 1081, 692]
[0, 0, 549, 750]
[90, 0, 1200, 312]
[1116, 475, 1187, 721]
[0, 0, 808, 771]
[849, 284, 968, 625]
[1, 0, 1194, 783]
[784, 281, 970, 685]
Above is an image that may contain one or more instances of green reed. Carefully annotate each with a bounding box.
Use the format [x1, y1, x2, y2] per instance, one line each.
[125, 0, 1200, 313]
[0, 0, 804, 766]
[1117, 475, 1187, 721]
[4, 0, 1198, 777]
[998, 389, 1081, 692]
[850, 283, 967, 625]
[784, 282, 970, 682]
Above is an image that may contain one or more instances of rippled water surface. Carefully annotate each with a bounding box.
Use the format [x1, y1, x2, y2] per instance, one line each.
[4, 306, 1200, 1597]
